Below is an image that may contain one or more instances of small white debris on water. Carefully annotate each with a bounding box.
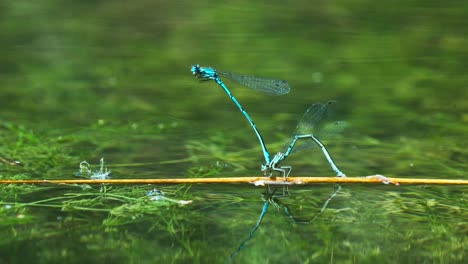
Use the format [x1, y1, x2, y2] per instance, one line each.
[146, 189, 192, 205]
[78, 158, 111, 180]
[366, 174, 399, 185]
[177, 200, 193, 205]
[253, 180, 266, 186]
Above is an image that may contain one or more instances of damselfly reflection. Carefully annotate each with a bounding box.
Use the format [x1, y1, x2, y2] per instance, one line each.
[225, 185, 342, 264]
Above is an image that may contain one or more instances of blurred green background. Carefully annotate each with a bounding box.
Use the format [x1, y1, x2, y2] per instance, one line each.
[0, 1, 466, 263]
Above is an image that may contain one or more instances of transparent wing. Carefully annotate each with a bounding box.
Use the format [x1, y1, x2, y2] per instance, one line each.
[290, 121, 348, 153]
[218, 71, 290, 96]
[294, 101, 335, 135]
[282, 101, 347, 153]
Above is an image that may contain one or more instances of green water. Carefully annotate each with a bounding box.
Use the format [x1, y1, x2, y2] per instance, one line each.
[0, 1, 466, 263]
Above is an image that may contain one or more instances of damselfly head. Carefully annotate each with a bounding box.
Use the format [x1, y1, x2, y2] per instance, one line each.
[191, 65, 218, 81]
[191, 64, 201, 75]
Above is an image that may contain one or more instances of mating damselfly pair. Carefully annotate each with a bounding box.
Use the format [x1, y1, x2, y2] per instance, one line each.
[191, 64, 346, 179]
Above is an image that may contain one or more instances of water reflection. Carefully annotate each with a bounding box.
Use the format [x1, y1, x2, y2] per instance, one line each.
[225, 184, 342, 263]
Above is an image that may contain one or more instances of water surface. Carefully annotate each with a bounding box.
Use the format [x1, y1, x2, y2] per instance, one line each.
[0, 1, 466, 263]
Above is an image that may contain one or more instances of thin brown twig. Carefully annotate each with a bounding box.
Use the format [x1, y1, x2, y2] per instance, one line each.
[0, 175, 466, 185]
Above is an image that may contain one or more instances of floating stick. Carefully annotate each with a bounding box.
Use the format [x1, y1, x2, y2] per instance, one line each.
[0, 175, 466, 185]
